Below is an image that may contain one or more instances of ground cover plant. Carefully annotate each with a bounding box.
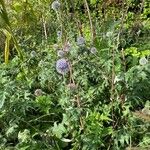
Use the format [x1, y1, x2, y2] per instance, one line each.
[0, 0, 150, 149]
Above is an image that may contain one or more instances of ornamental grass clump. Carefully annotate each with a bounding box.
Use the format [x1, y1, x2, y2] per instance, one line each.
[56, 58, 69, 74]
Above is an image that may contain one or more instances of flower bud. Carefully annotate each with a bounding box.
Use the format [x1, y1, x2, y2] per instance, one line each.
[106, 31, 113, 37]
[90, 47, 97, 54]
[53, 44, 59, 50]
[139, 57, 148, 65]
[38, 60, 45, 67]
[67, 83, 77, 91]
[77, 36, 85, 46]
[57, 50, 65, 57]
[34, 89, 43, 97]
[57, 31, 62, 39]
[30, 51, 36, 58]
[51, 1, 60, 11]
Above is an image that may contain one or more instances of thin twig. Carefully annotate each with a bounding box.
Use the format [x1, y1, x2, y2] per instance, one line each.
[42, 15, 48, 40]
[68, 61, 75, 84]
[75, 94, 84, 130]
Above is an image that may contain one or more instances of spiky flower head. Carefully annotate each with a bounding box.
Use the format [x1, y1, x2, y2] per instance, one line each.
[56, 58, 69, 74]
[34, 89, 43, 97]
[139, 57, 148, 65]
[90, 47, 97, 54]
[51, 1, 60, 11]
[77, 36, 85, 46]
[57, 50, 65, 57]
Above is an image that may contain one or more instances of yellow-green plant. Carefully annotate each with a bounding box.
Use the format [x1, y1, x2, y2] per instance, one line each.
[0, 0, 23, 63]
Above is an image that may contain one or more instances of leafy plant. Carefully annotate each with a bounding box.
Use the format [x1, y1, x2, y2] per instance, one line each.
[0, 0, 150, 150]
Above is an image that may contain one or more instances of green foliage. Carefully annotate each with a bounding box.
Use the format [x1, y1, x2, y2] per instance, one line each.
[0, 0, 150, 150]
[0, 0, 24, 61]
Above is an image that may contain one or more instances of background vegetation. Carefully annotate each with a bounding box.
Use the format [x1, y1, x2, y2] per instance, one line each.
[0, 0, 150, 149]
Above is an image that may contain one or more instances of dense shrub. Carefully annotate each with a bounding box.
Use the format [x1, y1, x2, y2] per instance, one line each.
[0, 0, 150, 149]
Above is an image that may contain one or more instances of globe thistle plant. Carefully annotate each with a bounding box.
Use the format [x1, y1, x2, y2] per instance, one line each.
[56, 58, 69, 74]
[77, 36, 85, 46]
[139, 57, 148, 65]
[51, 1, 60, 11]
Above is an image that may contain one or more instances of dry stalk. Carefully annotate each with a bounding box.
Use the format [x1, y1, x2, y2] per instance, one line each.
[42, 16, 48, 40]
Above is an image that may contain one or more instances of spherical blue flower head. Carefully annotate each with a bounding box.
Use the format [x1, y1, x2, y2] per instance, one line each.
[57, 50, 65, 57]
[77, 36, 85, 46]
[51, 1, 60, 11]
[56, 58, 69, 74]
